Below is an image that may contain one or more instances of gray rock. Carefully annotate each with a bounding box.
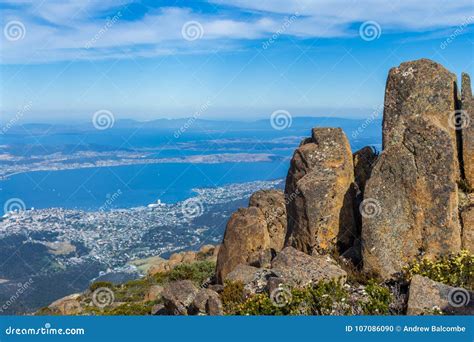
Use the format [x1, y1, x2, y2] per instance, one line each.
[191, 288, 223, 315]
[461, 73, 473, 188]
[162, 280, 199, 315]
[249, 189, 287, 252]
[363, 116, 461, 279]
[271, 247, 346, 287]
[285, 127, 356, 254]
[407, 275, 474, 315]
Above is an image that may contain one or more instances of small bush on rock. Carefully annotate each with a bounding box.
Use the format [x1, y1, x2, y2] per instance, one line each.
[403, 250, 473, 290]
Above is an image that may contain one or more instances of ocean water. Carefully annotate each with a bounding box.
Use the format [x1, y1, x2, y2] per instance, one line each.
[0, 161, 290, 210]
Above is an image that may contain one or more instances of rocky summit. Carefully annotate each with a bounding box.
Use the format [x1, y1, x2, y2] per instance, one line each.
[40, 59, 473, 316]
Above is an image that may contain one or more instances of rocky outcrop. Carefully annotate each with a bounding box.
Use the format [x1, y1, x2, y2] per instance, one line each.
[161, 280, 199, 315]
[407, 275, 474, 315]
[382, 59, 458, 153]
[461, 206, 474, 253]
[271, 247, 346, 287]
[191, 288, 223, 315]
[216, 207, 271, 283]
[285, 128, 356, 255]
[249, 189, 287, 251]
[362, 59, 462, 279]
[461, 73, 473, 188]
[148, 245, 219, 276]
[216, 191, 288, 283]
[47, 293, 83, 315]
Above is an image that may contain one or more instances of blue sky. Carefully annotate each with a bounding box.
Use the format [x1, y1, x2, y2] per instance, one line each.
[0, 0, 473, 122]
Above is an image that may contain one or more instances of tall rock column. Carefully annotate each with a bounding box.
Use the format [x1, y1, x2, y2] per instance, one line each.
[461, 73, 473, 188]
[285, 127, 356, 255]
[362, 59, 461, 279]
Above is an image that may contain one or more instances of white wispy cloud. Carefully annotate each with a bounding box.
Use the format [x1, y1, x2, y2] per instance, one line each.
[0, 0, 472, 64]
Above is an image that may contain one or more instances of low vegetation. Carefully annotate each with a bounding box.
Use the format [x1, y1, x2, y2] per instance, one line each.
[402, 250, 474, 290]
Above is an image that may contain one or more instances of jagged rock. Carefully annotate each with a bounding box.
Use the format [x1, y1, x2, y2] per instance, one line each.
[144, 285, 164, 302]
[407, 275, 474, 315]
[363, 117, 461, 279]
[285, 127, 356, 254]
[199, 244, 215, 256]
[147, 262, 170, 276]
[461, 73, 473, 188]
[382, 59, 458, 153]
[162, 280, 199, 315]
[216, 207, 271, 283]
[151, 303, 167, 315]
[225, 264, 277, 295]
[225, 264, 261, 284]
[249, 189, 287, 251]
[271, 247, 346, 287]
[353, 146, 377, 194]
[191, 288, 223, 315]
[47, 293, 82, 315]
[169, 252, 183, 263]
[461, 206, 474, 253]
[181, 251, 196, 263]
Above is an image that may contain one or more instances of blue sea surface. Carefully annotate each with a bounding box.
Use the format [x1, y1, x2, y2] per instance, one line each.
[0, 161, 289, 210]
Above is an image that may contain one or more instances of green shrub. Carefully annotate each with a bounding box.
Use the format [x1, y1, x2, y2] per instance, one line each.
[403, 250, 474, 290]
[233, 279, 352, 316]
[359, 280, 392, 315]
[167, 260, 215, 285]
[89, 281, 113, 292]
[221, 281, 246, 314]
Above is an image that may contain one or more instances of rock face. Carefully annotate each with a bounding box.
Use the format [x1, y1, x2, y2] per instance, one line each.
[461, 73, 473, 188]
[285, 128, 356, 255]
[216, 207, 271, 283]
[382, 59, 458, 152]
[161, 280, 199, 315]
[191, 288, 223, 315]
[353, 146, 377, 195]
[271, 247, 347, 287]
[47, 293, 83, 315]
[362, 59, 462, 279]
[461, 206, 474, 253]
[249, 189, 287, 251]
[407, 275, 474, 315]
[216, 190, 288, 283]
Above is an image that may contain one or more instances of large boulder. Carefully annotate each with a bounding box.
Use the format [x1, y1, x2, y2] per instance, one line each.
[161, 280, 199, 315]
[285, 127, 356, 254]
[191, 288, 223, 315]
[47, 293, 83, 315]
[407, 275, 474, 315]
[382, 59, 458, 154]
[362, 117, 461, 279]
[216, 207, 271, 283]
[461, 73, 473, 188]
[271, 247, 347, 287]
[461, 206, 474, 253]
[225, 264, 277, 295]
[249, 189, 287, 252]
